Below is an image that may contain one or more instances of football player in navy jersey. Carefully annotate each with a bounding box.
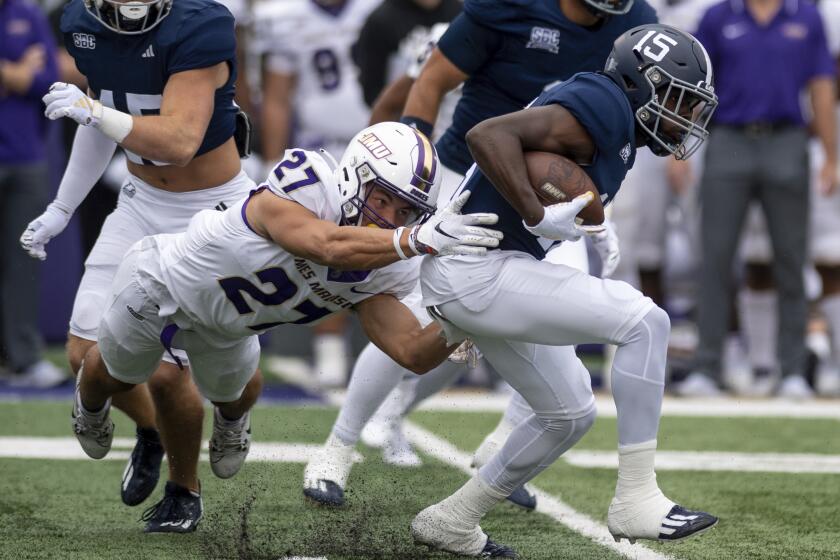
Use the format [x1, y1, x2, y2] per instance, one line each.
[303, 0, 659, 514]
[409, 24, 719, 557]
[19, 0, 254, 533]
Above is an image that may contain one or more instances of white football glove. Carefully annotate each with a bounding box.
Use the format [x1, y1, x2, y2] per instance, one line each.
[20, 201, 73, 260]
[43, 82, 102, 126]
[448, 339, 482, 368]
[589, 219, 620, 278]
[523, 192, 604, 241]
[410, 191, 502, 257]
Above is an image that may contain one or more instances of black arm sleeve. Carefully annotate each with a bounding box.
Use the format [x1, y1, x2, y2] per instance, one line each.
[352, 13, 397, 107]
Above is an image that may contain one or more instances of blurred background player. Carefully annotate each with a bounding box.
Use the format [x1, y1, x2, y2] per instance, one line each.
[676, 0, 838, 398]
[19, 0, 255, 533]
[253, 0, 378, 389]
[352, 0, 461, 110]
[0, 0, 64, 387]
[303, 0, 657, 511]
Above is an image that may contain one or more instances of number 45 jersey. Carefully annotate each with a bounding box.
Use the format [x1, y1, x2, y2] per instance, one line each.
[61, 0, 237, 166]
[137, 150, 419, 343]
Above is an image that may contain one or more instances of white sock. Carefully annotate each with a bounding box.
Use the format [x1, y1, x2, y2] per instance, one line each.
[438, 476, 506, 530]
[472, 394, 529, 469]
[820, 295, 840, 367]
[609, 440, 674, 539]
[738, 289, 778, 370]
[313, 334, 348, 387]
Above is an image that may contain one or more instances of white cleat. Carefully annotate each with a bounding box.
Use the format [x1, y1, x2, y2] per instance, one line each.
[209, 408, 251, 479]
[303, 436, 355, 506]
[411, 503, 516, 557]
[673, 372, 723, 398]
[71, 371, 113, 459]
[776, 375, 815, 400]
[382, 420, 422, 468]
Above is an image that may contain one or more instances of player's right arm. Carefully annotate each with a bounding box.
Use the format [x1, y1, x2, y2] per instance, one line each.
[245, 187, 500, 270]
[466, 104, 596, 230]
[260, 70, 296, 171]
[401, 13, 498, 137]
[354, 294, 458, 374]
[19, 110, 118, 260]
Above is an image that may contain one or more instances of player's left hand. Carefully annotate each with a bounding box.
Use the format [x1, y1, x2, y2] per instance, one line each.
[43, 82, 102, 126]
[448, 339, 482, 368]
[411, 191, 503, 257]
[589, 219, 620, 278]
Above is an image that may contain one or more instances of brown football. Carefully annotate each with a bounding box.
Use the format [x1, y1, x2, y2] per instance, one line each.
[524, 151, 605, 225]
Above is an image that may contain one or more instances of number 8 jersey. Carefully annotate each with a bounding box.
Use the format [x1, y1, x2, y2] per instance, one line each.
[137, 150, 419, 343]
[61, 0, 237, 167]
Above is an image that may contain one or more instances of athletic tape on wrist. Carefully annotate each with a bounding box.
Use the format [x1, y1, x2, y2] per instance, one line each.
[96, 104, 134, 143]
[393, 227, 410, 260]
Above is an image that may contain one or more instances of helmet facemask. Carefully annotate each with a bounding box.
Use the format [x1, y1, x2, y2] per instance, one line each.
[581, 0, 634, 17]
[84, 0, 172, 34]
[636, 65, 718, 160]
[342, 162, 436, 229]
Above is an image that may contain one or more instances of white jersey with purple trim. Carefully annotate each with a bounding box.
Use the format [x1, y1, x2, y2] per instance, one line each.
[252, 0, 378, 152]
[141, 149, 419, 343]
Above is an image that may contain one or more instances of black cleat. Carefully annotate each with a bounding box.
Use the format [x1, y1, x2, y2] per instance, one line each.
[122, 427, 164, 506]
[658, 505, 718, 541]
[303, 479, 345, 507]
[142, 481, 203, 533]
[481, 537, 517, 558]
[506, 484, 536, 511]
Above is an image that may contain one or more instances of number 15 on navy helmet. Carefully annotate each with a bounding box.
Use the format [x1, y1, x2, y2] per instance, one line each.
[604, 24, 719, 160]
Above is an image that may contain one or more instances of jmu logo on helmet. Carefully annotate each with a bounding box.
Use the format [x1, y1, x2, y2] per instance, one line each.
[358, 133, 393, 159]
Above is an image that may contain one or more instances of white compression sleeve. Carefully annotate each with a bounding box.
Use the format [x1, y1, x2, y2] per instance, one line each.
[53, 125, 119, 214]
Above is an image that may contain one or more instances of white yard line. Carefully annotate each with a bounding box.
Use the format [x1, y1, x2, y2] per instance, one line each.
[395, 393, 840, 419]
[0, 437, 363, 464]
[402, 421, 674, 560]
[564, 450, 840, 474]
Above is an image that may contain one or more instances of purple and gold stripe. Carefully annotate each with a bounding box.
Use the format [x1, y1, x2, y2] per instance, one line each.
[411, 130, 438, 193]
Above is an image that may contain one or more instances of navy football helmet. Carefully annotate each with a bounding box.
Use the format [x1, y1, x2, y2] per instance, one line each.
[604, 24, 718, 159]
[582, 0, 634, 16]
[84, 0, 173, 34]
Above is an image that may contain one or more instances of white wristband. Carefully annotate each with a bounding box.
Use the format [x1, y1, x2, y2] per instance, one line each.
[393, 227, 410, 260]
[95, 104, 134, 143]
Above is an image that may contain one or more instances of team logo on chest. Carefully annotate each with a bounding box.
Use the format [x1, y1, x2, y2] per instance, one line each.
[619, 143, 631, 164]
[72, 33, 96, 49]
[526, 27, 560, 54]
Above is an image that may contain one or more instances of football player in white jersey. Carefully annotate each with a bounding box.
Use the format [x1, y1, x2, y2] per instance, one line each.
[69, 122, 504, 523]
[254, 0, 379, 387]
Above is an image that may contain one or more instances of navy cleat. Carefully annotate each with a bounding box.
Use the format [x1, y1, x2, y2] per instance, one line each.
[505, 484, 536, 511]
[142, 481, 203, 534]
[303, 479, 345, 507]
[657, 505, 718, 541]
[121, 427, 164, 506]
[481, 538, 518, 558]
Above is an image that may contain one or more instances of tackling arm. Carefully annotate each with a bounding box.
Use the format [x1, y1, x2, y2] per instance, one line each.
[354, 294, 457, 374]
[465, 105, 596, 226]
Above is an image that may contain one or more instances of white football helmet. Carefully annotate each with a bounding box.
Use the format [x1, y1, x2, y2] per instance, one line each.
[337, 122, 441, 228]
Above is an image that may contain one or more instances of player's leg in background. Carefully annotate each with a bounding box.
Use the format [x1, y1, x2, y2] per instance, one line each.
[0, 161, 66, 386]
[181, 332, 263, 482]
[311, 312, 350, 389]
[682, 127, 756, 397]
[757, 127, 811, 398]
[65, 187, 163, 505]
